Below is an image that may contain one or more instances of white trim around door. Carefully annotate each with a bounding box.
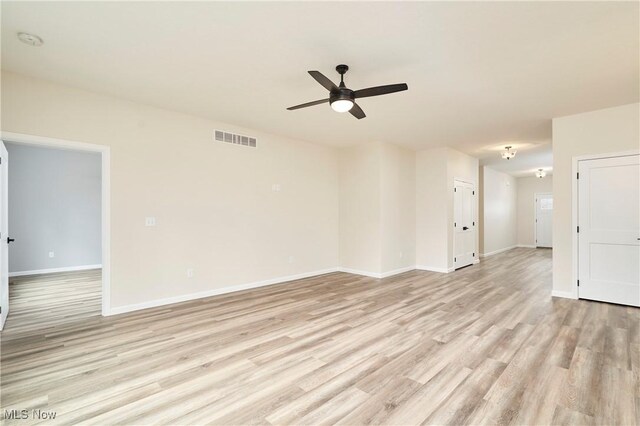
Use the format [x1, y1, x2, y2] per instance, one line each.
[0, 131, 111, 316]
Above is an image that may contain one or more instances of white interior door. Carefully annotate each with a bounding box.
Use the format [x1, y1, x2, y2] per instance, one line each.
[578, 154, 640, 307]
[535, 193, 553, 248]
[454, 180, 475, 269]
[0, 142, 8, 330]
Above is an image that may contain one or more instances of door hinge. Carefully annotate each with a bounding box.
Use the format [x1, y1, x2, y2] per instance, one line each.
[454, 222, 456, 227]
[577, 226, 580, 233]
[454, 188, 457, 192]
[472, 191, 475, 195]
[472, 221, 475, 226]
[577, 280, 580, 287]
[473, 252, 475, 257]
[576, 172, 579, 179]
[454, 257, 457, 262]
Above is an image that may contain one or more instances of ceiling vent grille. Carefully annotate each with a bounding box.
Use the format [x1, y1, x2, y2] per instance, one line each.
[215, 130, 257, 148]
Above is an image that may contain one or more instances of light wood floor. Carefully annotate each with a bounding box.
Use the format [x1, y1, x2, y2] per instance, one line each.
[1, 249, 637, 425]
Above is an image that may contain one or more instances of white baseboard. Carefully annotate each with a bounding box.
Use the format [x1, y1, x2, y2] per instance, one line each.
[337, 267, 381, 278]
[380, 266, 415, 278]
[9, 264, 102, 277]
[551, 290, 577, 299]
[107, 267, 338, 316]
[338, 266, 417, 279]
[415, 265, 454, 274]
[516, 244, 537, 249]
[479, 246, 517, 258]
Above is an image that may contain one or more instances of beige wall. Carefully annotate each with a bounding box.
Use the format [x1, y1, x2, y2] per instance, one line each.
[416, 148, 448, 270]
[552, 103, 639, 294]
[416, 147, 478, 271]
[380, 142, 416, 273]
[1, 71, 340, 310]
[338, 142, 381, 274]
[480, 166, 517, 255]
[339, 141, 416, 276]
[516, 175, 553, 247]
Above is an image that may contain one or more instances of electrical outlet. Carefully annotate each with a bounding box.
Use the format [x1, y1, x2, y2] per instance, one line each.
[48, 251, 55, 258]
[145, 217, 156, 227]
[186, 268, 194, 278]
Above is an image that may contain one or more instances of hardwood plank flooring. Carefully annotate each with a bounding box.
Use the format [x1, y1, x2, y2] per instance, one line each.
[0, 249, 637, 425]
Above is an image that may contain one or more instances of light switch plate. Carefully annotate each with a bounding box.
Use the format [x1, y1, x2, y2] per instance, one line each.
[145, 217, 156, 227]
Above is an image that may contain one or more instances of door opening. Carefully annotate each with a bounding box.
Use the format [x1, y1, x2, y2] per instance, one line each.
[0, 133, 110, 331]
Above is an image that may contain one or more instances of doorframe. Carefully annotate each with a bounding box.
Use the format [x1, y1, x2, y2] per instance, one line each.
[571, 149, 639, 301]
[534, 192, 552, 248]
[0, 131, 111, 316]
[452, 177, 477, 270]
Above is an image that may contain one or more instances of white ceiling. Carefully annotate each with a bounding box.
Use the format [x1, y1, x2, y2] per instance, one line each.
[2, 2, 638, 175]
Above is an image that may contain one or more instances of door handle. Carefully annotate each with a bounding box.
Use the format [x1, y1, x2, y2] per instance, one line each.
[7, 237, 14, 244]
[463, 226, 469, 230]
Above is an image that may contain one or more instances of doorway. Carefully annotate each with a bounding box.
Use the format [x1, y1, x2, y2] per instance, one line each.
[577, 153, 639, 307]
[535, 193, 553, 248]
[454, 179, 476, 269]
[0, 133, 110, 331]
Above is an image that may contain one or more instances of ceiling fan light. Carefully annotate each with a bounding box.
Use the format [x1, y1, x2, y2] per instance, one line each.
[330, 99, 354, 113]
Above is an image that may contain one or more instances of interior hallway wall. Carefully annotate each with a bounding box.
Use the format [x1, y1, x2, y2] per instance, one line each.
[480, 166, 516, 256]
[516, 175, 553, 247]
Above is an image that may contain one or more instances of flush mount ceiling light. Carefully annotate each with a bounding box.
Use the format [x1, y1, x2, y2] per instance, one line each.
[535, 168, 547, 178]
[501, 146, 517, 160]
[17, 32, 44, 47]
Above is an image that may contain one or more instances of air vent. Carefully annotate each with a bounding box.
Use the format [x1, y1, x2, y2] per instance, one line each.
[214, 130, 257, 148]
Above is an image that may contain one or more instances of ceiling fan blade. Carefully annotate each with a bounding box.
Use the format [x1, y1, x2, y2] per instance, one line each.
[349, 102, 366, 119]
[287, 98, 329, 110]
[308, 71, 339, 92]
[353, 83, 408, 99]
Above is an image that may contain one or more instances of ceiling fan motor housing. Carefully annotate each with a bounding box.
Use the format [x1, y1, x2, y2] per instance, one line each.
[330, 88, 355, 106]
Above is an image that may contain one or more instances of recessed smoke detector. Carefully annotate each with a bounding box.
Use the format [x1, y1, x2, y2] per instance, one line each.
[17, 32, 44, 47]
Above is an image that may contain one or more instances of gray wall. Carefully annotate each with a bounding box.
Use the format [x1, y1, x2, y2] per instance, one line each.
[7, 143, 101, 273]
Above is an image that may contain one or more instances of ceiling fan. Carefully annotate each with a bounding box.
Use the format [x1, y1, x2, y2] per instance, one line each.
[287, 64, 408, 119]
